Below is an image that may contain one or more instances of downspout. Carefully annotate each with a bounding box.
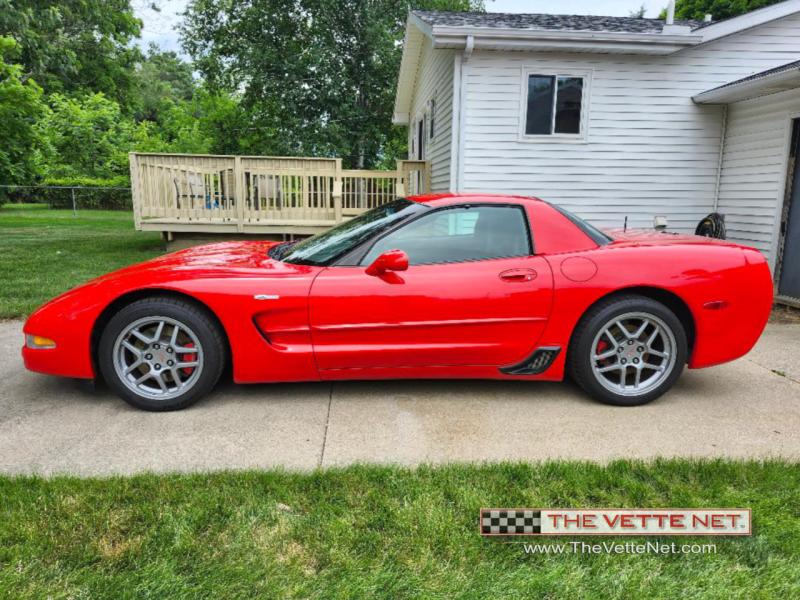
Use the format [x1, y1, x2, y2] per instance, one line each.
[463, 33, 475, 61]
[450, 53, 462, 191]
[713, 104, 728, 211]
[455, 35, 474, 192]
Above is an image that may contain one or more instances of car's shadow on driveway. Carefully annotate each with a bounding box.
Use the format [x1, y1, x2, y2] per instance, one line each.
[9, 363, 759, 414]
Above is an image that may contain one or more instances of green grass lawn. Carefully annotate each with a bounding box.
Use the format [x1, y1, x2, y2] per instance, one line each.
[0, 204, 163, 318]
[0, 460, 798, 599]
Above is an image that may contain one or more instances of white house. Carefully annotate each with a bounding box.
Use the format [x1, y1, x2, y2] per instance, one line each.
[393, 0, 800, 304]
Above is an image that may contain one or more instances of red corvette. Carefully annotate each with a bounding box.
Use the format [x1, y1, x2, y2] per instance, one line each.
[22, 194, 773, 411]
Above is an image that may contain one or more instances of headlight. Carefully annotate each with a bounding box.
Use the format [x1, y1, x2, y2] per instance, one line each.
[25, 334, 56, 349]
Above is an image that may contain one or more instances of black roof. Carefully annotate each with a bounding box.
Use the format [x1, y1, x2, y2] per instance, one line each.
[412, 10, 704, 34]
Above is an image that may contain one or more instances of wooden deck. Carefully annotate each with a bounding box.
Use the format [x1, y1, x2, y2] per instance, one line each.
[129, 153, 430, 237]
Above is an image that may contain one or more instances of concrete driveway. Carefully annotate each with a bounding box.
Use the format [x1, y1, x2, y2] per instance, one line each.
[1, 319, 798, 475]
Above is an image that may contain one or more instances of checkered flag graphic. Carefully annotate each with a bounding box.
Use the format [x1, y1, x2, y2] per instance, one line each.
[481, 509, 542, 535]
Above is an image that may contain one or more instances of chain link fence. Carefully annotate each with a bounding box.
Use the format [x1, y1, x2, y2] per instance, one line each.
[0, 184, 133, 212]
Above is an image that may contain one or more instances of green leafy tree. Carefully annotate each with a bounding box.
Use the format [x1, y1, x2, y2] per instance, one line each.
[0, 36, 45, 185]
[133, 86, 252, 155]
[184, 89, 256, 155]
[130, 45, 246, 155]
[134, 43, 197, 123]
[667, 0, 785, 20]
[0, 0, 142, 111]
[36, 93, 136, 179]
[181, 0, 484, 167]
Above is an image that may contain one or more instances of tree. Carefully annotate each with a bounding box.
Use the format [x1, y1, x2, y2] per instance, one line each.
[0, 0, 142, 111]
[36, 93, 136, 179]
[181, 0, 484, 167]
[669, 0, 785, 21]
[134, 44, 197, 123]
[629, 5, 647, 18]
[134, 87, 248, 155]
[0, 37, 45, 185]
[187, 89, 256, 155]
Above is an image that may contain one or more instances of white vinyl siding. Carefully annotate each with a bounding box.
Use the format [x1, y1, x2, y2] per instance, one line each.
[451, 12, 800, 246]
[717, 87, 800, 262]
[408, 38, 455, 192]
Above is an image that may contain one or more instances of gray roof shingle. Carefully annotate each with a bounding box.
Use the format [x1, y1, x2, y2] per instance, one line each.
[709, 58, 800, 91]
[412, 10, 704, 34]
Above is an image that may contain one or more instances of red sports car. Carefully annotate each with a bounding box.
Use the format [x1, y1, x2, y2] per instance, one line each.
[22, 194, 773, 411]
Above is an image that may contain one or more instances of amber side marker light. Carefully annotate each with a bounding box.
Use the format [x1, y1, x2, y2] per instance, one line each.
[25, 334, 56, 349]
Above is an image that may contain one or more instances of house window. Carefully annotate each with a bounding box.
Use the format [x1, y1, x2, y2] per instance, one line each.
[524, 73, 586, 137]
[428, 98, 435, 139]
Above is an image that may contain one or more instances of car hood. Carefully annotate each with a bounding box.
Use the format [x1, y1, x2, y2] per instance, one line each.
[103, 240, 318, 279]
[40, 240, 320, 306]
[27, 240, 320, 322]
[139, 240, 281, 270]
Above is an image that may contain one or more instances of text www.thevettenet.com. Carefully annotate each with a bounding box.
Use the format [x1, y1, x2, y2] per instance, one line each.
[520, 541, 717, 555]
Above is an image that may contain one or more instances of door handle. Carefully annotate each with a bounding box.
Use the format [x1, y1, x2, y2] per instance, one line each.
[499, 268, 537, 282]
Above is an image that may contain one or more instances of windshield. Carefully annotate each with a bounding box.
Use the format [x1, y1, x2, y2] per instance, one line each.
[276, 199, 425, 266]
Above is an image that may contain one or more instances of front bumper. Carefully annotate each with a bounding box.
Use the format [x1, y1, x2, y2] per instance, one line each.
[22, 343, 95, 379]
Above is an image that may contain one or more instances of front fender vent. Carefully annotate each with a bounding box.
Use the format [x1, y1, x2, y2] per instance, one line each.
[500, 347, 561, 376]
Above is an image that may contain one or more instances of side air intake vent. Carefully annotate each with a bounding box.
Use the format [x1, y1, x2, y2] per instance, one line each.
[500, 347, 561, 376]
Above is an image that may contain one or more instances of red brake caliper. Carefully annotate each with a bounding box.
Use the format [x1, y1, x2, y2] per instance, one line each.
[182, 342, 196, 376]
[596, 340, 609, 362]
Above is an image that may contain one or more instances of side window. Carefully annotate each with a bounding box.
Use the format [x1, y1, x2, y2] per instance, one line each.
[428, 97, 435, 139]
[361, 206, 530, 266]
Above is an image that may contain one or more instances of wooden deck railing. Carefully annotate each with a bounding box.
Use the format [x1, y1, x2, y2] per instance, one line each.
[129, 153, 430, 235]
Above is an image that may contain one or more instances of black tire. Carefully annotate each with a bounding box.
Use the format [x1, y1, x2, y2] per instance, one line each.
[568, 295, 688, 407]
[98, 297, 226, 411]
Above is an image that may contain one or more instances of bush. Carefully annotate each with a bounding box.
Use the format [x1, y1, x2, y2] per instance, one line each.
[35, 93, 135, 180]
[43, 175, 129, 188]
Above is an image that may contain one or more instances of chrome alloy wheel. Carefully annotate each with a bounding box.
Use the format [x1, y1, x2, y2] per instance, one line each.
[112, 316, 204, 401]
[590, 311, 677, 397]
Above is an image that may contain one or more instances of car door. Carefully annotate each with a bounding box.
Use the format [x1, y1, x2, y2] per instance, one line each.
[308, 204, 554, 371]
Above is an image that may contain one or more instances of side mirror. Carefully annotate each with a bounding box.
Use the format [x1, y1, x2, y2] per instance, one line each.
[365, 249, 409, 277]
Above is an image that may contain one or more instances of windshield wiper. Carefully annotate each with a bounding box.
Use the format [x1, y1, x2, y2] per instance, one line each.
[268, 241, 297, 260]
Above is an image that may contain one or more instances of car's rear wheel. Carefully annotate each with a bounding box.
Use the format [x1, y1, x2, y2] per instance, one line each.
[568, 295, 687, 406]
[98, 297, 226, 411]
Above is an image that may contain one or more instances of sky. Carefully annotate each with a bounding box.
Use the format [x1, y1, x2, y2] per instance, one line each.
[133, 0, 669, 56]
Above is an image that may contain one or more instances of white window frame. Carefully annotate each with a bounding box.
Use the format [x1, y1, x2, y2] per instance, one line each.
[518, 68, 592, 143]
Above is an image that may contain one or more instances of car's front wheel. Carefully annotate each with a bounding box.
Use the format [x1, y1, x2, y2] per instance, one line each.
[568, 295, 688, 406]
[98, 297, 226, 411]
